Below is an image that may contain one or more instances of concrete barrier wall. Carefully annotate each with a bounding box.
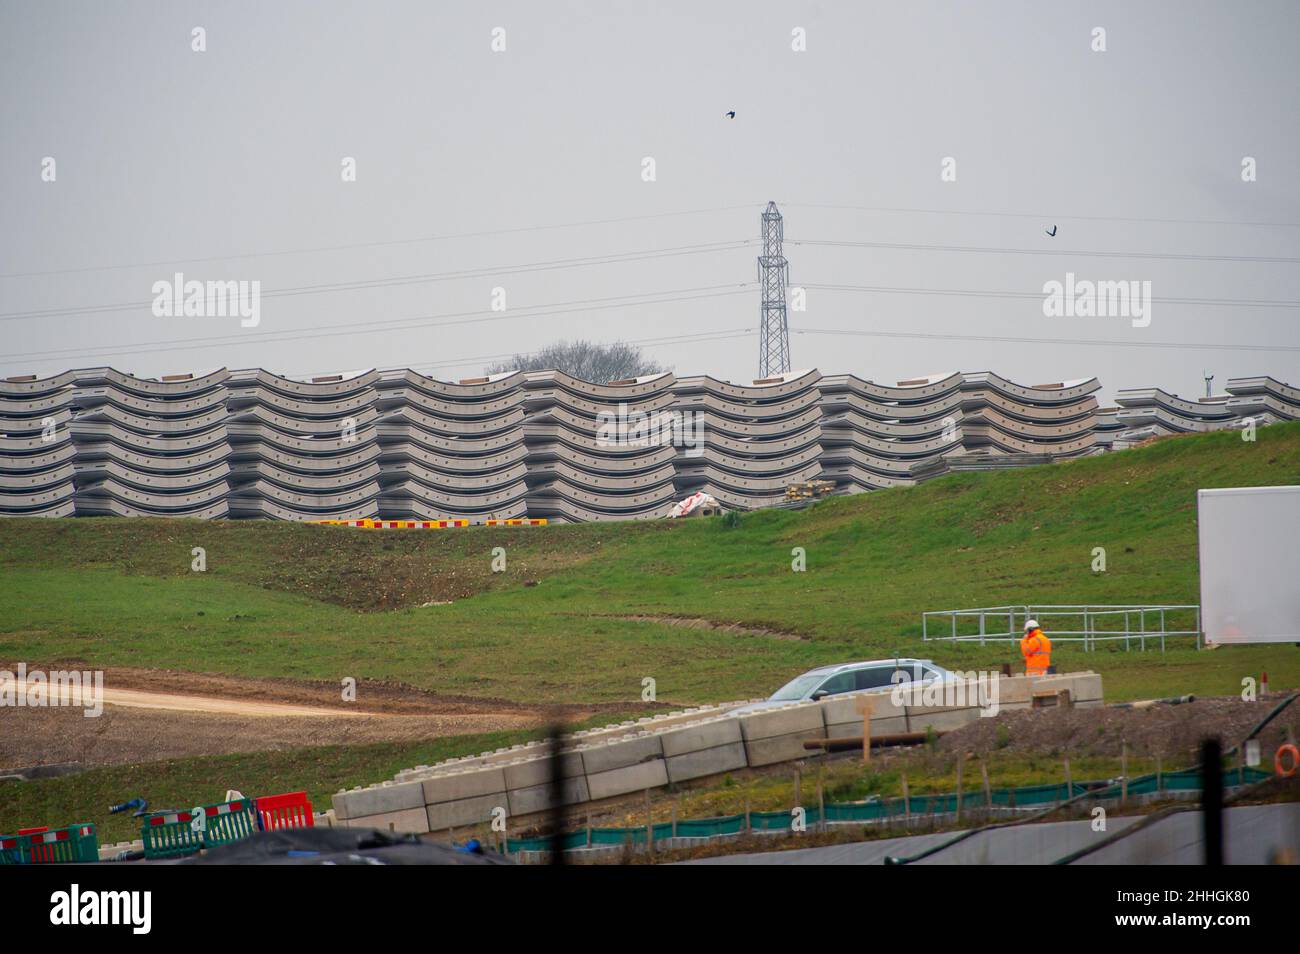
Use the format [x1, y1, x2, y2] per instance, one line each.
[333, 671, 1103, 834]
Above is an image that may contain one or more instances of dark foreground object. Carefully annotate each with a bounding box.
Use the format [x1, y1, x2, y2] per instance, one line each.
[175, 827, 514, 865]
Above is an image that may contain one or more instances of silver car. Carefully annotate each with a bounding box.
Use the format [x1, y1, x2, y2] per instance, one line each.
[730, 658, 953, 716]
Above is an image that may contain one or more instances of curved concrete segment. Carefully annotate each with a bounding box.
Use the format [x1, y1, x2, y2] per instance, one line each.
[0, 462, 76, 490]
[0, 371, 79, 397]
[819, 372, 964, 403]
[70, 367, 230, 397]
[671, 369, 821, 401]
[374, 385, 525, 418]
[228, 478, 381, 511]
[521, 369, 677, 400]
[71, 385, 228, 417]
[76, 459, 230, 491]
[378, 440, 527, 473]
[376, 495, 528, 521]
[231, 459, 381, 491]
[378, 478, 530, 511]
[0, 483, 76, 514]
[386, 459, 529, 493]
[73, 478, 230, 516]
[227, 368, 378, 398]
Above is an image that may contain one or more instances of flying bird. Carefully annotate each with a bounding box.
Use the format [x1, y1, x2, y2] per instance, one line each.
[1045, 225, 1057, 237]
[726, 110, 736, 119]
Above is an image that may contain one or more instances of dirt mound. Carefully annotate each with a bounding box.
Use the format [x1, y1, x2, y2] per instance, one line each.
[939, 694, 1300, 763]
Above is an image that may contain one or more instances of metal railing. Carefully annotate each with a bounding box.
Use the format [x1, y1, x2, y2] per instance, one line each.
[921, 604, 1201, 652]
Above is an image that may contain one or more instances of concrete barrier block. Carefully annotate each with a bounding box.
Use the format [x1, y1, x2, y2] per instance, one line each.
[660, 718, 743, 758]
[586, 759, 669, 801]
[502, 752, 583, 790]
[993, 675, 1032, 705]
[1068, 672, 1103, 702]
[892, 676, 995, 714]
[333, 779, 425, 820]
[579, 733, 664, 775]
[421, 767, 507, 805]
[744, 730, 824, 767]
[738, 703, 825, 742]
[906, 705, 983, 734]
[344, 806, 431, 834]
[506, 776, 591, 817]
[820, 690, 907, 726]
[824, 715, 908, 739]
[665, 741, 748, 783]
[426, 793, 504, 830]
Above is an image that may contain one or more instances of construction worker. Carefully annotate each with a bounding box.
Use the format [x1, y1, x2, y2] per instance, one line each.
[1021, 619, 1051, 677]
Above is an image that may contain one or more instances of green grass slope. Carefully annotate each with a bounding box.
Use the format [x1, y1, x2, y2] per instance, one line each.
[2, 423, 1299, 705]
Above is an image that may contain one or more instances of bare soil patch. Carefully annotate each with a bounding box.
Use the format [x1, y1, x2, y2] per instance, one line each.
[610, 615, 810, 642]
[0, 665, 647, 771]
[937, 694, 1300, 762]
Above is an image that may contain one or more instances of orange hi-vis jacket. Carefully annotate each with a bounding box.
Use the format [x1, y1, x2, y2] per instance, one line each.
[1021, 629, 1051, 676]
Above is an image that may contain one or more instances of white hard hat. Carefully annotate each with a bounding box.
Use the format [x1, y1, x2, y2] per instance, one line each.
[1024, 619, 1039, 632]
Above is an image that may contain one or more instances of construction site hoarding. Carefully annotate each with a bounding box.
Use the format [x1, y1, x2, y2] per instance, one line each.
[1197, 485, 1300, 645]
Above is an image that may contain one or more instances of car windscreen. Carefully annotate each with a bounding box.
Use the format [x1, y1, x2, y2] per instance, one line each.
[768, 673, 825, 701]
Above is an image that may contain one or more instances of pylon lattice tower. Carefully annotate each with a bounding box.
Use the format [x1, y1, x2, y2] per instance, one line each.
[757, 201, 792, 378]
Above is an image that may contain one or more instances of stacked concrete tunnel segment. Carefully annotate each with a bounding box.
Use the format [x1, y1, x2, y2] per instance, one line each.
[2, 366, 1298, 520]
[331, 671, 1104, 834]
[0, 368, 233, 518]
[1095, 375, 1300, 449]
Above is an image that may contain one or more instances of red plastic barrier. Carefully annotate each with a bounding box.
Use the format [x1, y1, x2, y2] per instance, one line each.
[256, 791, 314, 831]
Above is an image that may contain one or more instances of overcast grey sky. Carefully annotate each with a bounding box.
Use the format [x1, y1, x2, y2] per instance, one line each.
[2, 0, 1297, 401]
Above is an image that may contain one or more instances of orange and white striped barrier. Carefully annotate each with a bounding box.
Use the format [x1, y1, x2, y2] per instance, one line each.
[311, 518, 545, 528]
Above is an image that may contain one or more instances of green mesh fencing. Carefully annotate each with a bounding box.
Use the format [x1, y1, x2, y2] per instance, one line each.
[504, 766, 1272, 853]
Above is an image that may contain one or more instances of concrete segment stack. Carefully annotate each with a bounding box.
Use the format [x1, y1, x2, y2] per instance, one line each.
[1098, 376, 1298, 449]
[66, 368, 232, 517]
[519, 370, 680, 522]
[670, 369, 825, 509]
[225, 369, 381, 520]
[373, 369, 529, 520]
[0, 370, 78, 516]
[818, 372, 965, 491]
[2, 365, 1297, 520]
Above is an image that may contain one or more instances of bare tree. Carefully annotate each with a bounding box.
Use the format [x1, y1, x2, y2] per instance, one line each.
[485, 339, 669, 384]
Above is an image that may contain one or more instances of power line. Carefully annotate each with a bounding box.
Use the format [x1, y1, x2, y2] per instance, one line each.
[1, 285, 755, 367]
[0, 240, 753, 322]
[802, 282, 1300, 308]
[0, 204, 757, 280]
[782, 201, 1300, 230]
[303, 328, 756, 379]
[794, 327, 1300, 353]
[790, 238, 1300, 265]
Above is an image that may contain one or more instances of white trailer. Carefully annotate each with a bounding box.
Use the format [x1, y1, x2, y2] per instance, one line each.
[1197, 485, 1300, 645]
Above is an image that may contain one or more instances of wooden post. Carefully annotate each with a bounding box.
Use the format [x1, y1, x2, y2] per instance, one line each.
[1121, 742, 1128, 806]
[901, 772, 911, 826]
[955, 758, 964, 824]
[817, 781, 825, 833]
[855, 695, 874, 763]
[980, 760, 993, 817]
[671, 798, 679, 839]
[1064, 755, 1073, 799]
[793, 767, 802, 809]
[744, 797, 751, 834]
[1156, 756, 1163, 794]
[645, 789, 654, 855]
